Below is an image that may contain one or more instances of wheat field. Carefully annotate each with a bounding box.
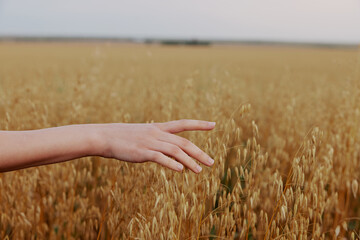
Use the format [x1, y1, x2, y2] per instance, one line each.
[0, 42, 360, 239]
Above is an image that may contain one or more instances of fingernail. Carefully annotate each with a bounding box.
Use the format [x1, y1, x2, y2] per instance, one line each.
[196, 165, 202, 173]
[208, 157, 214, 165]
[208, 122, 216, 127]
[177, 164, 184, 171]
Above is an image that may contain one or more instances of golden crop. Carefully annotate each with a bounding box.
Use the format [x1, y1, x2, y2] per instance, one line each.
[0, 42, 359, 239]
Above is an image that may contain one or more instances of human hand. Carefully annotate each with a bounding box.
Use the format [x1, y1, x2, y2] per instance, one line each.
[95, 120, 216, 173]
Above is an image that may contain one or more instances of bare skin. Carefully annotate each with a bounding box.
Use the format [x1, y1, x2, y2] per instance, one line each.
[0, 119, 215, 173]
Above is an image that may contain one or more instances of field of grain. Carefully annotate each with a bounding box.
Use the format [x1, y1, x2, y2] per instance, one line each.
[0, 42, 359, 239]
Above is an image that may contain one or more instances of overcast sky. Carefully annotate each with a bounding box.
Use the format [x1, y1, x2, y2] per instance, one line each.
[0, 0, 359, 44]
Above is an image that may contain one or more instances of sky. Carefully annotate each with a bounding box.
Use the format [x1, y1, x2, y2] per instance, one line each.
[0, 0, 359, 44]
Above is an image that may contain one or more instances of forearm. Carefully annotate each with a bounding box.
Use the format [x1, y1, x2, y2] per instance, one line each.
[0, 125, 101, 172]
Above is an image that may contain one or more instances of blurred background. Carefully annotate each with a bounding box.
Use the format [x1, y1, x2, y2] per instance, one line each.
[1, 1, 360, 239]
[0, 0, 359, 45]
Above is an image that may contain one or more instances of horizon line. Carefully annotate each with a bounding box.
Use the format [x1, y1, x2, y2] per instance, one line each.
[0, 35, 359, 48]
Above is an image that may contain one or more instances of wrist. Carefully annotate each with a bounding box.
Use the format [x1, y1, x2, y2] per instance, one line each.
[83, 124, 108, 157]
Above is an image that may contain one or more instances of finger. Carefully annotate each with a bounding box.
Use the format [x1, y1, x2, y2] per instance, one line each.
[158, 133, 214, 167]
[149, 141, 203, 173]
[155, 119, 216, 133]
[148, 151, 184, 172]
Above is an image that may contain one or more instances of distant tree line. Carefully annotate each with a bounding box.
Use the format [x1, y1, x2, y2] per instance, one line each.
[145, 39, 211, 46]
